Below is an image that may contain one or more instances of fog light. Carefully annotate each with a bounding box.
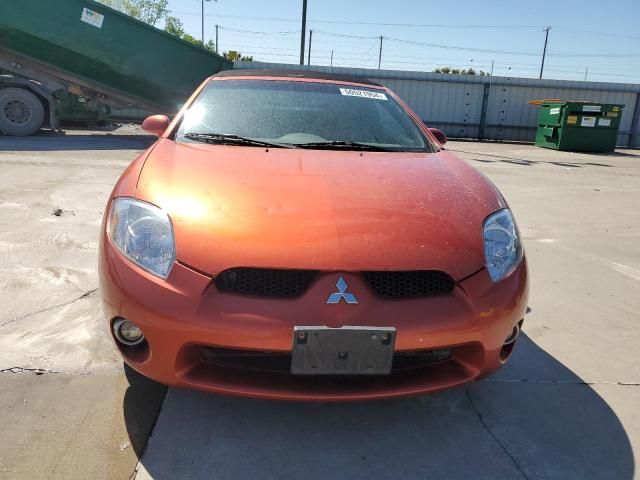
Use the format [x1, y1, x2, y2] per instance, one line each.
[113, 318, 144, 346]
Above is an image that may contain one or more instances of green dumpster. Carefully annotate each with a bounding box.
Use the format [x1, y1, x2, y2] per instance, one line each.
[533, 101, 624, 152]
[0, 0, 232, 113]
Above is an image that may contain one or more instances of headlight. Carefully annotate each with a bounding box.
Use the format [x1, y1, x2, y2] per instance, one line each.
[108, 198, 176, 279]
[483, 209, 523, 282]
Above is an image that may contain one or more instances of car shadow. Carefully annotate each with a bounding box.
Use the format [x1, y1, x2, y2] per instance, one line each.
[0, 133, 156, 151]
[122, 364, 167, 458]
[123, 334, 634, 480]
[451, 149, 615, 168]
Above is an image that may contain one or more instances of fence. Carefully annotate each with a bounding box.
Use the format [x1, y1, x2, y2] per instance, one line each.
[235, 61, 640, 148]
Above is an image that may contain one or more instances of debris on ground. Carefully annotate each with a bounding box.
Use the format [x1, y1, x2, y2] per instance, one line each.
[51, 208, 75, 217]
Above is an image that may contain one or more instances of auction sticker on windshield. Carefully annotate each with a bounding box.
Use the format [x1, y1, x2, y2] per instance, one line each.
[340, 88, 388, 100]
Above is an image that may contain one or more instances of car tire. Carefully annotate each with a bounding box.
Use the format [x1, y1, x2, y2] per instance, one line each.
[0, 87, 45, 136]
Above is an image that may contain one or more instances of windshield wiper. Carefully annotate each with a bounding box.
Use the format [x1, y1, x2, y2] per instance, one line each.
[183, 133, 296, 149]
[292, 140, 395, 151]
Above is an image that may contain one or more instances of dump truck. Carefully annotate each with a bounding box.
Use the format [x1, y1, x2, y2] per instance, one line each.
[0, 0, 232, 136]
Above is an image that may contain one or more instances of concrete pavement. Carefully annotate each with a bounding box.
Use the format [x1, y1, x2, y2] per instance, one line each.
[137, 142, 640, 480]
[136, 352, 636, 480]
[0, 129, 165, 480]
[0, 369, 164, 479]
[0, 131, 638, 479]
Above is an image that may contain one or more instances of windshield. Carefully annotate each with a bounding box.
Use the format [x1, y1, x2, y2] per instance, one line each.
[175, 79, 433, 152]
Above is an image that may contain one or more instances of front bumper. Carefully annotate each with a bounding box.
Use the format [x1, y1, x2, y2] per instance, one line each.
[99, 238, 528, 401]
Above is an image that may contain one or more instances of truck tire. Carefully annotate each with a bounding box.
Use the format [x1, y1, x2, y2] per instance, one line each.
[0, 87, 45, 136]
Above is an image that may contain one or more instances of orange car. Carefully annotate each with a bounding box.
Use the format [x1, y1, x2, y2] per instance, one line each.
[99, 70, 528, 401]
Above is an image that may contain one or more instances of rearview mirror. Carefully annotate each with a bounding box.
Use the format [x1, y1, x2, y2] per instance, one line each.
[142, 115, 170, 137]
[428, 127, 447, 145]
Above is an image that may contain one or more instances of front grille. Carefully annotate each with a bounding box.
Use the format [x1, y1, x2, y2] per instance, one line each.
[363, 271, 454, 299]
[201, 347, 291, 373]
[215, 268, 318, 298]
[200, 347, 452, 374]
[215, 268, 454, 299]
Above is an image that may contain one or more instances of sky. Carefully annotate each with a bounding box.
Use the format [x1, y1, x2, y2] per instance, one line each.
[165, 0, 640, 84]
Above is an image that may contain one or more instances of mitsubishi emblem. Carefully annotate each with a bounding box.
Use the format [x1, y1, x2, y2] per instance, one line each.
[326, 276, 358, 304]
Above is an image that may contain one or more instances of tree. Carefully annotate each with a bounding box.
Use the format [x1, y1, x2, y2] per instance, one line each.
[134, 0, 169, 25]
[181, 32, 204, 47]
[98, 0, 251, 59]
[98, 0, 123, 9]
[164, 15, 185, 38]
[98, 0, 168, 26]
[434, 66, 488, 76]
[164, 23, 221, 54]
[223, 51, 254, 62]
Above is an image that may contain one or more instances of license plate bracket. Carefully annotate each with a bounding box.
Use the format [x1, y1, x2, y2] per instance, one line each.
[291, 326, 396, 375]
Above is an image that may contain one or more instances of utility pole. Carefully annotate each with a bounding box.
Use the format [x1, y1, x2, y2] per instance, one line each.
[201, 0, 211, 44]
[490, 60, 494, 87]
[307, 30, 313, 65]
[539, 26, 551, 79]
[584, 67, 588, 81]
[378, 35, 383, 70]
[330, 50, 333, 67]
[215, 24, 219, 53]
[299, 0, 308, 65]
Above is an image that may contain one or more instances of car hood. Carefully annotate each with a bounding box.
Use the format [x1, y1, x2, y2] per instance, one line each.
[135, 139, 504, 280]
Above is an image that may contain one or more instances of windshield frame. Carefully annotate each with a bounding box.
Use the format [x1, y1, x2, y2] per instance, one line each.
[168, 76, 438, 153]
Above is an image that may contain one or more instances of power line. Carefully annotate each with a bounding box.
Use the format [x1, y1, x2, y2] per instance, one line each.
[577, 71, 640, 79]
[219, 36, 640, 67]
[215, 36, 640, 74]
[213, 25, 640, 59]
[381, 59, 491, 69]
[174, 8, 640, 44]
[239, 52, 638, 80]
[313, 30, 380, 40]
[379, 35, 541, 56]
[210, 23, 639, 80]
[314, 21, 544, 29]
[218, 26, 299, 35]
[557, 27, 640, 42]
[173, 11, 546, 29]
[548, 52, 640, 58]
[315, 30, 541, 56]
[214, 44, 492, 69]
[253, 52, 638, 80]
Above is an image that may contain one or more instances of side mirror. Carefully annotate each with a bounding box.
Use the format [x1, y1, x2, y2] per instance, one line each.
[142, 114, 170, 137]
[428, 127, 447, 145]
